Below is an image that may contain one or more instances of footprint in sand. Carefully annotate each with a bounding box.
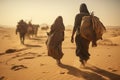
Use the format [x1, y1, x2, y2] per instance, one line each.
[59, 71, 65, 74]
[40, 63, 45, 66]
[11, 65, 27, 71]
[112, 70, 118, 72]
[18, 52, 42, 61]
[108, 67, 118, 72]
[42, 71, 49, 73]
[37, 54, 42, 57]
[18, 57, 35, 61]
[108, 55, 111, 57]
[97, 54, 99, 56]
[42, 52, 45, 54]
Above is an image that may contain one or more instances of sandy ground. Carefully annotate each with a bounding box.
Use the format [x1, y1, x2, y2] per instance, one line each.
[0, 26, 120, 80]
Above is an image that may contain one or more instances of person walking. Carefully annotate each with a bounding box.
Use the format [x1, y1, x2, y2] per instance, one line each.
[71, 3, 91, 66]
[46, 16, 65, 64]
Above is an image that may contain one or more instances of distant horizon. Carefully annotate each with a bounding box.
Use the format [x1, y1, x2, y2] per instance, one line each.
[0, 24, 120, 28]
[0, 0, 120, 27]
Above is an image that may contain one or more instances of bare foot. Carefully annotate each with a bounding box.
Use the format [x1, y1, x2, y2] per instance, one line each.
[80, 60, 86, 67]
[56, 60, 61, 65]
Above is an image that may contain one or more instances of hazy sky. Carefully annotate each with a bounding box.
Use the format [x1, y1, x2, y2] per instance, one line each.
[0, 0, 120, 27]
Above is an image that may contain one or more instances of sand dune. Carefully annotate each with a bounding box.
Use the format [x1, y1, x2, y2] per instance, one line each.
[0, 26, 120, 80]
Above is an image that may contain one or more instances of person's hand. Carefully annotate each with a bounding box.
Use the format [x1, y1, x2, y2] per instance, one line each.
[71, 36, 74, 43]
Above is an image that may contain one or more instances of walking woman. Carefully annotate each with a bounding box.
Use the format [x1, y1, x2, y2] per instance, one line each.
[71, 3, 91, 66]
[46, 16, 65, 64]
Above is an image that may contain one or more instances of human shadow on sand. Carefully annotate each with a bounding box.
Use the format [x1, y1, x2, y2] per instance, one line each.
[58, 64, 120, 80]
[24, 44, 42, 47]
[85, 65, 120, 80]
[29, 38, 42, 41]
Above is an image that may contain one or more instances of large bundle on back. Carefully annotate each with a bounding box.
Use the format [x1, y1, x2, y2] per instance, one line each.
[80, 14, 106, 42]
[80, 16, 93, 41]
[92, 16, 106, 40]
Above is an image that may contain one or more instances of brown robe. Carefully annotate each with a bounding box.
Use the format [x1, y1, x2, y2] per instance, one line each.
[46, 16, 65, 60]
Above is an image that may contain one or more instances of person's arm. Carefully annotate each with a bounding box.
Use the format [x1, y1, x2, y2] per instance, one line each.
[71, 15, 78, 43]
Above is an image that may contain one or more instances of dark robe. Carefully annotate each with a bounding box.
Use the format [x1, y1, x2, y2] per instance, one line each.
[74, 12, 90, 62]
[46, 17, 65, 60]
[16, 21, 28, 44]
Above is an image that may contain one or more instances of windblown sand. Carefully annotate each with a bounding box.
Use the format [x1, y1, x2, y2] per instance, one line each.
[0, 26, 120, 80]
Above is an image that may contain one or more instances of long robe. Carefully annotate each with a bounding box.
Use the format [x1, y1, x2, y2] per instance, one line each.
[73, 12, 90, 62]
[46, 21, 65, 60]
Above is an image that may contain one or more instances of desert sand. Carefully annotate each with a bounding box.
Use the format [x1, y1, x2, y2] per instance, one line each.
[0, 26, 120, 80]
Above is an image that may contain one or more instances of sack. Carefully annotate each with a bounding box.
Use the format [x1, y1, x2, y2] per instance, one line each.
[80, 14, 106, 41]
[92, 16, 106, 40]
[80, 16, 94, 41]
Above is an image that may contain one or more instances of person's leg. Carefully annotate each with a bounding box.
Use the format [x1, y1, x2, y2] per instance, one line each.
[79, 37, 90, 66]
[22, 33, 25, 44]
[92, 40, 97, 47]
[75, 35, 82, 56]
[56, 43, 63, 64]
[75, 35, 85, 66]
[75, 35, 91, 66]
[19, 33, 23, 44]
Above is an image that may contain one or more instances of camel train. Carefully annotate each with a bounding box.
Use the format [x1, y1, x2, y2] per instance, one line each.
[16, 20, 40, 44]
